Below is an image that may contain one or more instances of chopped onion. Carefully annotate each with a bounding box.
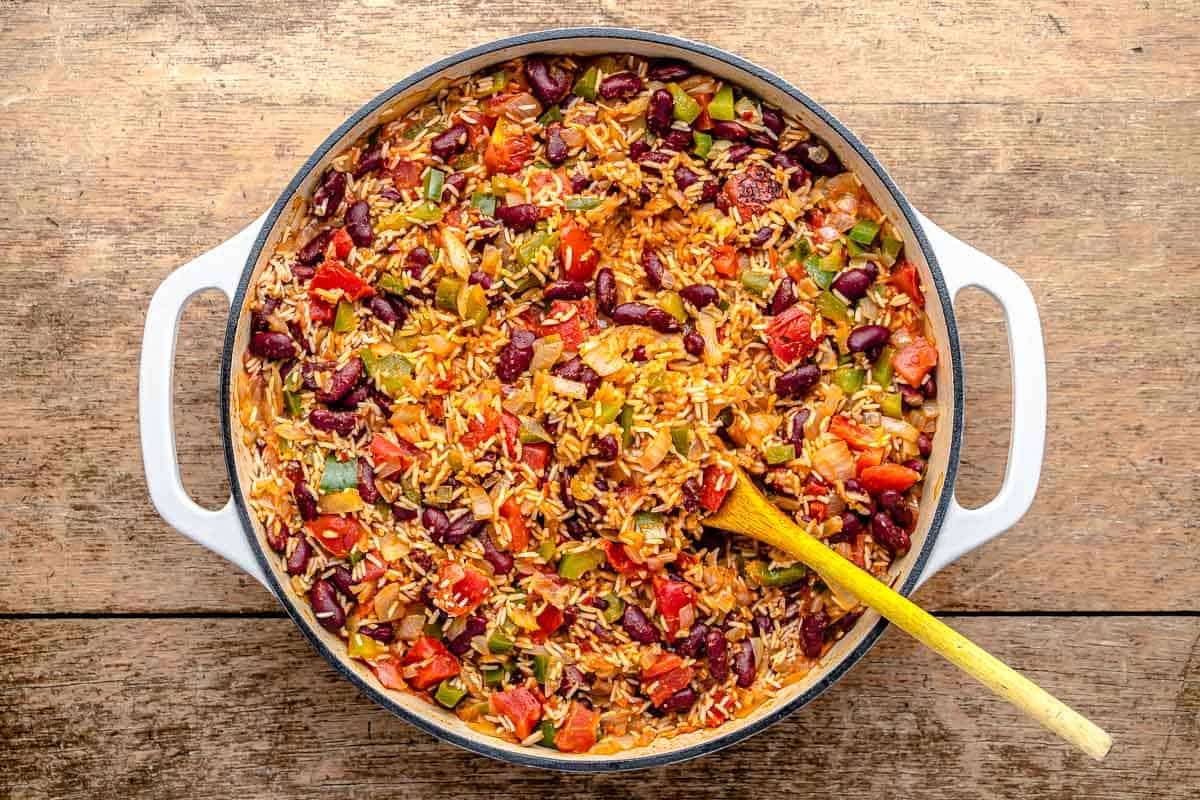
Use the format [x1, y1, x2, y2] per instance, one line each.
[881, 415, 920, 442]
[696, 313, 722, 366]
[530, 336, 564, 371]
[579, 334, 626, 376]
[637, 429, 672, 470]
[441, 228, 472, 278]
[549, 375, 588, 400]
[397, 613, 425, 641]
[469, 487, 493, 519]
[812, 440, 855, 483]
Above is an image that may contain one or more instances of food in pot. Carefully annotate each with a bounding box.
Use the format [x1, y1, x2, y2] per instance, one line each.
[236, 53, 939, 753]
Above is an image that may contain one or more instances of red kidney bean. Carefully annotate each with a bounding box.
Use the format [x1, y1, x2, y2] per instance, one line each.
[596, 434, 619, 461]
[406, 246, 431, 273]
[422, 507, 449, 538]
[776, 364, 820, 398]
[839, 511, 863, 539]
[286, 537, 311, 575]
[871, 511, 910, 555]
[832, 268, 874, 302]
[878, 490, 903, 515]
[368, 295, 400, 325]
[648, 308, 682, 333]
[681, 476, 702, 511]
[313, 169, 346, 218]
[674, 165, 701, 191]
[357, 459, 379, 504]
[922, 376, 938, 399]
[599, 71, 643, 100]
[725, 143, 753, 164]
[771, 151, 810, 190]
[265, 521, 288, 553]
[442, 171, 468, 200]
[918, 433, 933, 458]
[392, 504, 418, 522]
[761, 106, 784, 137]
[733, 639, 757, 687]
[447, 615, 487, 656]
[705, 628, 729, 682]
[315, 357, 363, 404]
[710, 120, 749, 141]
[660, 127, 694, 152]
[636, 186, 653, 205]
[545, 122, 569, 165]
[629, 139, 650, 161]
[430, 124, 469, 160]
[789, 409, 811, 449]
[309, 580, 345, 631]
[569, 172, 591, 193]
[291, 475, 319, 522]
[648, 60, 692, 82]
[559, 665, 588, 697]
[901, 384, 924, 406]
[747, 130, 776, 150]
[595, 267, 617, 315]
[249, 331, 296, 360]
[683, 330, 705, 356]
[329, 565, 356, 597]
[647, 89, 674, 135]
[631, 344, 648, 363]
[495, 328, 536, 383]
[291, 265, 315, 283]
[343, 200, 373, 247]
[639, 149, 672, 167]
[611, 302, 651, 326]
[621, 604, 659, 643]
[752, 613, 774, 636]
[675, 623, 709, 658]
[749, 226, 773, 247]
[409, 550, 435, 574]
[354, 142, 384, 177]
[552, 356, 601, 398]
[495, 203, 540, 232]
[308, 409, 357, 435]
[379, 187, 403, 201]
[480, 530, 514, 575]
[335, 383, 370, 411]
[789, 139, 843, 177]
[700, 180, 719, 203]
[770, 276, 796, 315]
[467, 270, 493, 291]
[641, 249, 665, 289]
[801, 611, 828, 658]
[679, 283, 718, 309]
[358, 623, 395, 644]
[847, 324, 891, 353]
[524, 56, 571, 105]
[543, 280, 589, 301]
[904, 459, 926, 474]
[661, 687, 699, 713]
[297, 230, 333, 265]
[441, 511, 485, 546]
[564, 517, 588, 540]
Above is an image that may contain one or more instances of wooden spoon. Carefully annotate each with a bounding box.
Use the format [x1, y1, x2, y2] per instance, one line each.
[705, 467, 1112, 761]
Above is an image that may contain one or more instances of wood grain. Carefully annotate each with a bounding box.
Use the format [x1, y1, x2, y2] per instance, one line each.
[1, 616, 1193, 799]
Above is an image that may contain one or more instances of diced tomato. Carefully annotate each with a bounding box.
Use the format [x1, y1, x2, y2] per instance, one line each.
[426, 396, 446, 423]
[711, 244, 739, 277]
[460, 407, 500, 449]
[370, 434, 420, 469]
[372, 656, 407, 690]
[500, 411, 520, 459]
[829, 415, 884, 451]
[859, 463, 921, 495]
[499, 497, 529, 553]
[764, 303, 818, 364]
[331, 227, 354, 259]
[392, 159, 423, 189]
[809, 501, 828, 521]
[554, 701, 600, 753]
[529, 167, 566, 195]
[652, 576, 697, 639]
[531, 604, 564, 644]
[704, 689, 732, 727]
[559, 218, 599, 281]
[891, 262, 924, 308]
[358, 550, 388, 583]
[309, 298, 334, 325]
[402, 635, 460, 690]
[489, 686, 543, 741]
[305, 515, 365, 558]
[699, 464, 733, 512]
[484, 118, 534, 175]
[540, 299, 594, 352]
[723, 164, 782, 219]
[431, 562, 491, 617]
[642, 652, 684, 681]
[309, 261, 373, 302]
[643, 659, 694, 707]
[851, 532, 867, 568]
[892, 337, 939, 387]
[693, 93, 714, 131]
[603, 540, 645, 577]
[521, 442, 552, 476]
[855, 447, 885, 477]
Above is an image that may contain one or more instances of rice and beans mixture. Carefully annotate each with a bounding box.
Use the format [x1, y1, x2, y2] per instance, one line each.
[237, 53, 940, 754]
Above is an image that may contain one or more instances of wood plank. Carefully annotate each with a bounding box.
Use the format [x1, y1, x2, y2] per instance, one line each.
[0, 616, 1194, 798]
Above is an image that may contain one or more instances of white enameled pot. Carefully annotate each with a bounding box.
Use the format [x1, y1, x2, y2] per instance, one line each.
[139, 28, 1047, 771]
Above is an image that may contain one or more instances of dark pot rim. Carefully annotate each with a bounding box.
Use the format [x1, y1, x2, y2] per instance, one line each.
[220, 26, 965, 772]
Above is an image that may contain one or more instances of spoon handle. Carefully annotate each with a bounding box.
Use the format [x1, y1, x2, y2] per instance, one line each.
[709, 482, 1112, 761]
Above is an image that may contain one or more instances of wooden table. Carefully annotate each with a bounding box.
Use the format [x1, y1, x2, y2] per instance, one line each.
[1, 2, 1196, 797]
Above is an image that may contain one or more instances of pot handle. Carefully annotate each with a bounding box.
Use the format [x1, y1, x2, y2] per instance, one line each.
[914, 213, 1047, 587]
[139, 215, 276, 593]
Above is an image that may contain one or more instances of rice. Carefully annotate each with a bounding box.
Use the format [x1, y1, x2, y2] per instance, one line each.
[236, 51, 939, 754]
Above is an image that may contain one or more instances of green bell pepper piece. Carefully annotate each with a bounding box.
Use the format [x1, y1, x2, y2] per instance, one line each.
[597, 397, 624, 425]
[740, 270, 771, 296]
[815, 291, 850, 323]
[487, 630, 515, 655]
[434, 680, 467, 709]
[347, 631, 388, 659]
[660, 291, 687, 323]
[692, 131, 713, 159]
[471, 192, 497, 216]
[667, 83, 701, 123]
[805, 256, 835, 290]
[881, 391, 904, 419]
[532, 654, 550, 684]
[423, 167, 445, 201]
[282, 390, 303, 418]
[764, 443, 796, 465]
[537, 539, 557, 563]
[792, 238, 813, 262]
[671, 426, 691, 457]
[848, 219, 880, 245]
[481, 665, 507, 687]
[634, 511, 665, 538]
[408, 200, 443, 224]
[619, 404, 634, 447]
[880, 235, 903, 267]
[377, 273, 407, 296]
[564, 195, 604, 211]
[602, 592, 625, 624]
[459, 283, 489, 327]
[557, 548, 604, 580]
[873, 345, 896, 387]
[435, 277, 463, 313]
[820, 241, 845, 272]
[708, 85, 735, 121]
[319, 456, 358, 493]
[516, 231, 559, 268]
[834, 366, 865, 394]
[573, 66, 599, 100]
[537, 105, 563, 126]
[488, 69, 508, 95]
[360, 349, 414, 397]
[747, 560, 808, 588]
[518, 416, 553, 444]
[538, 719, 558, 748]
[333, 301, 357, 333]
[423, 617, 444, 638]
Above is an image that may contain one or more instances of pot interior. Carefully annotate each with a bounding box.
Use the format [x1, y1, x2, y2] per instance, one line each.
[224, 30, 960, 769]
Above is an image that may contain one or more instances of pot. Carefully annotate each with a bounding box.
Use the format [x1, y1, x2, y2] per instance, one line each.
[139, 28, 1047, 771]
